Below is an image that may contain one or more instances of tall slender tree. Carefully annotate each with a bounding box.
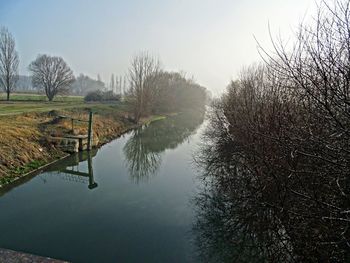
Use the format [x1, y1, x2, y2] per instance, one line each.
[0, 27, 19, 101]
[128, 52, 160, 122]
[119, 75, 123, 95]
[110, 73, 115, 92]
[123, 75, 127, 98]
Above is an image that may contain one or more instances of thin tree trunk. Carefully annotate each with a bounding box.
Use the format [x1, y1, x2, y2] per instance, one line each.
[6, 77, 10, 101]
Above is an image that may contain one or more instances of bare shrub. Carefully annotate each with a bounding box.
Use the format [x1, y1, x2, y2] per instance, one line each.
[196, 1, 350, 261]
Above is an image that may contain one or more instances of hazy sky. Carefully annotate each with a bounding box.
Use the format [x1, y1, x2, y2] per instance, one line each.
[0, 0, 314, 94]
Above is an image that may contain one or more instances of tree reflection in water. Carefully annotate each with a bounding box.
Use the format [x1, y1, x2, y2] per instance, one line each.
[193, 109, 350, 262]
[193, 179, 295, 263]
[124, 127, 162, 183]
[123, 110, 205, 183]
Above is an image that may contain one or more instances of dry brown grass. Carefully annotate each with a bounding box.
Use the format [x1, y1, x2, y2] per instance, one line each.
[0, 114, 53, 178]
[0, 109, 132, 180]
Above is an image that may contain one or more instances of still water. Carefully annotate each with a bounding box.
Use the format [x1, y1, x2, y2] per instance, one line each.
[0, 113, 205, 263]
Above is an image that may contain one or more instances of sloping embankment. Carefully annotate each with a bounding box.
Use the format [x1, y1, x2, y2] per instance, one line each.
[0, 107, 157, 186]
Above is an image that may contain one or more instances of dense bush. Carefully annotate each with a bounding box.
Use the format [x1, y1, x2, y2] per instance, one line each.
[127, 53, 208, 122]
[72, 74, 106, 96]
[196, 1, 350, 262]
[84, 90, 121, 102]
[151, 72, 208, 114]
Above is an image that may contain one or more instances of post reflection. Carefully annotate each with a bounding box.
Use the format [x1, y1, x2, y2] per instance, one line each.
[47, 150, 98, 190]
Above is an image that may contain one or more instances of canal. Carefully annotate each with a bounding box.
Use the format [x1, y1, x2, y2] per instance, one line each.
[0, 112, 205, 263]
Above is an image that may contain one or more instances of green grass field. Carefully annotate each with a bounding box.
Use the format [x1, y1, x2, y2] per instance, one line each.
[0, 93, 84, 102]
[0, 93, 85, 115]
[0, 93, 131, 116]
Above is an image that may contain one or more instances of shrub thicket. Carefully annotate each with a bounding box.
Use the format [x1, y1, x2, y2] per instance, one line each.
[197, 1, 350, 262]
[84, 90, 120, 102]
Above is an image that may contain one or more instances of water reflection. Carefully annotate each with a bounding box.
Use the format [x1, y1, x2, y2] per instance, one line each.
[194, 171, 350, 262]
[123, 128, 162, 183]
[0, 112, 206, 263]
[46, 150, 98, 189]
[194, 114, 350, 262]
[124, 111, 205, 183]
[193, 182, 295, 263]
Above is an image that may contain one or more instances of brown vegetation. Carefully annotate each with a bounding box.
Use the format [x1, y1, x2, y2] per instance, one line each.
[0, 107, 134, 183]
[196, 1, 350, 262]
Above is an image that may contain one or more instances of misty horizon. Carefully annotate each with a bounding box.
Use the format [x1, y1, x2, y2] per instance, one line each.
[0, 0, 313, 95]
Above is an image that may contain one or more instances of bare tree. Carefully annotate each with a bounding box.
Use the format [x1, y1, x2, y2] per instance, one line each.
[196, 1, 350, 261]
[128, 52, 160, 122]
[110, 73, 115, 92]
[119, 75, 123, 95]
[97, 74, 102, 82]
[0, 27, 19, 101]
[28, 54, 75, 101]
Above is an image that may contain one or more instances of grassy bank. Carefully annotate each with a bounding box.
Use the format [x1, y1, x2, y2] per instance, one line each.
[0, 93, 86, 115]
[0, 93, 84, 102]
[0, 99, 166, 187]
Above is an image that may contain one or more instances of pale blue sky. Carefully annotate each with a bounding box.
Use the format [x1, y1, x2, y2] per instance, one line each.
[0, 0, 314, 94]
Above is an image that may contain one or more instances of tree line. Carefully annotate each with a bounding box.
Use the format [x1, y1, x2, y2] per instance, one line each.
[197, 0, 350, 261]
[0, 28, 207, 121]
[127, 52, 208, 122]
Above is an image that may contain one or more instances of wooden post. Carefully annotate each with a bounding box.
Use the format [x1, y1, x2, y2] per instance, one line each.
[87, 111, 93, 151]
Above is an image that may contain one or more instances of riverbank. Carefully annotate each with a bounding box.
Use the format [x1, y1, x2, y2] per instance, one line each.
[0, 102, 167, 187]
[0, 110, 206, 262]
[0, 248, 68, 263]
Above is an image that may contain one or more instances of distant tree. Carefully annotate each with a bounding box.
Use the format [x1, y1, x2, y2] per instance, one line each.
[151, 71, 207, 113]
[84, 90, 120, 102]
[75, 73, 87, 95]
[0, 27, 19, 101]
[123, 76, 127, 97]
[97, 74, 101, 82]
[120, 75, 124, 95]
[114, 75, 126, 95]
[110, 73, 115, 92]
[28, 54, 75, 101]
[17, 75, 33, 92]
[71, 74, 105, 96]
[128, 52, 160, 122]
[116, 75, 119, 94]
